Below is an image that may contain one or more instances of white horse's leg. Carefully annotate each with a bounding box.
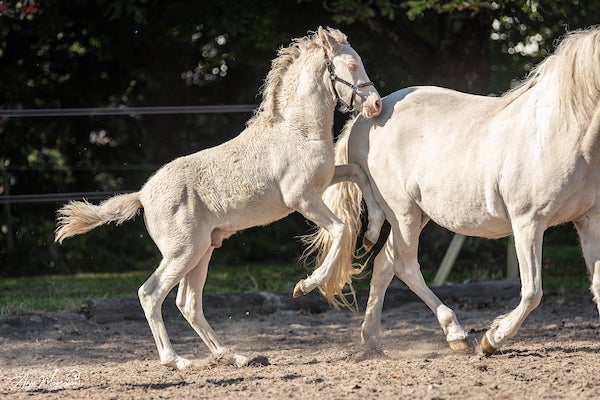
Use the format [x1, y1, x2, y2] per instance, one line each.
[361, 235, 395, 350]
[293, 195, 348, 297]
[331, 164, 385, 250]
[481, 221, 545, 355]
[176, 248, 250, 367]
[389, 224, 469, 351]
[574, 213, 600, 317]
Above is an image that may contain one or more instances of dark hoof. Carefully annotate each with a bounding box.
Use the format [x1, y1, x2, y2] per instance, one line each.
[363, 238, 375, 252]
[249, 355, 270, 367]
[480, 334, 497, 356]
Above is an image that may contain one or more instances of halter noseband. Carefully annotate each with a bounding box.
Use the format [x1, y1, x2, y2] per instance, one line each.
[324, 49, 374, 113]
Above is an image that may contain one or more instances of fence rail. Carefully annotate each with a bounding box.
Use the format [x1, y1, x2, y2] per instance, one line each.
[1, 104, 258, 204]
[0, 104, 257, 118]
[0, 191, 133, 204]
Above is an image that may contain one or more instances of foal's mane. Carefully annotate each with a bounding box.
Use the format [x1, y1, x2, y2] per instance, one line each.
[247, 28, 348, 127]
[501, 27, 600, 126]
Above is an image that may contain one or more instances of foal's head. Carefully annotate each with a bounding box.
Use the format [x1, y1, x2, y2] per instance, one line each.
[317, 27, 382, 118]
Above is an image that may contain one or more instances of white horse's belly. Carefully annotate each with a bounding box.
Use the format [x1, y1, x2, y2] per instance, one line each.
[416, 193, 512, 239]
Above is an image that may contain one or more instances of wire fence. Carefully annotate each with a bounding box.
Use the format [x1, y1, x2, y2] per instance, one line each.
[0, 104, 256, 118]
[1, 104, 257, 204]
[0, 191, 133, 205]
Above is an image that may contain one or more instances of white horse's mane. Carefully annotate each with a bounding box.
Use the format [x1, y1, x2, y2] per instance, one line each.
[502, 27, 600, 127]
[248, 28, 348, 127]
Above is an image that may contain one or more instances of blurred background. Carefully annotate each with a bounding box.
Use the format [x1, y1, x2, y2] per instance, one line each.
[0, 0, 597, 289]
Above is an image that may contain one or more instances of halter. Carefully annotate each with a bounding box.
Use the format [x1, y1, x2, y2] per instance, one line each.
[324, 49, 374, 113]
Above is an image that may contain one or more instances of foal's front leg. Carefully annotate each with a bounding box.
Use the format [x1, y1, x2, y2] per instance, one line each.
[331, 163, 385, 251]
[292, 194, 349, 297]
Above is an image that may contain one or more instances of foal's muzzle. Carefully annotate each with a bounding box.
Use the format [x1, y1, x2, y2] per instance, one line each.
[362, 93, 382, 118]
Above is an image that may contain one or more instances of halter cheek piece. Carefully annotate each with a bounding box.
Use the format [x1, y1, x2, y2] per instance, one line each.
[324, 49, 374, 113]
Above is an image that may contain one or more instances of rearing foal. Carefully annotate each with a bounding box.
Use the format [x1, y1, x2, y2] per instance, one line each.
[55, 27, 382, 370]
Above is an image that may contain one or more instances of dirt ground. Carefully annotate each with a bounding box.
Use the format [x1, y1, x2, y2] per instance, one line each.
[1, 281, 599, 399]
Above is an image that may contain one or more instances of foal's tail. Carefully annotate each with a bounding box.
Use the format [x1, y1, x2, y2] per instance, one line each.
[55, 192, 142, 244]
[303, 120, 366, 310]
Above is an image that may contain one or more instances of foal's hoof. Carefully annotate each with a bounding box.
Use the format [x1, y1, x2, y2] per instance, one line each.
[163, 356, 193, 370]
[293, 281, 306, 298]
[480, 334, 497, 356]
[448, 339, 472, 353]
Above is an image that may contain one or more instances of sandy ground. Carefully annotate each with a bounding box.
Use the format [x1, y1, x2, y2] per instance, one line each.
[1, 281, 599, 399]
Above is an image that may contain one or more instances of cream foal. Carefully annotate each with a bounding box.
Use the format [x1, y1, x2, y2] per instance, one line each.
[55, 27, 383, 369]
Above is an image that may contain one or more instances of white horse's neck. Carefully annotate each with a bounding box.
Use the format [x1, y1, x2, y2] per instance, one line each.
[501, 30, 600, 148]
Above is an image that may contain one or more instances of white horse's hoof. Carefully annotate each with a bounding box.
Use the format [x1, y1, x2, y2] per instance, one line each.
[448, 339, 472, 353]
[293, 280, 307, 297]
[162, 355, 193, 370]
[480, 334, 497, 356]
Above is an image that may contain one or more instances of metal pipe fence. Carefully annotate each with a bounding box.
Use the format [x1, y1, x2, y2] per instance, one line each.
[1, 104, 257, 203]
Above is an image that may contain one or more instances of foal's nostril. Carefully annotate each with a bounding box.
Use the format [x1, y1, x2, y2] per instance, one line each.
[374, 99, 382, 113]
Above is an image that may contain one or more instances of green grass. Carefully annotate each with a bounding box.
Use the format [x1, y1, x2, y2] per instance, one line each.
[0, 263, 305, 314]
[0, 253, 591, 314]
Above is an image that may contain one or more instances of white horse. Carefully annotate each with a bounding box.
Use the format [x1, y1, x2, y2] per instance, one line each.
[55, 27, 383, 370]
[305, 27, 600, 356]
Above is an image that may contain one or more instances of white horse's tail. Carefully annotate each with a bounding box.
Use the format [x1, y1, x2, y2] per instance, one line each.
[303, 121, 366, 310]
[55, 192, 142, 244]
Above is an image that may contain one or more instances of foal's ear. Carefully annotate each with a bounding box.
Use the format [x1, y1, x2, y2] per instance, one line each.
[318, 26, 345, 53]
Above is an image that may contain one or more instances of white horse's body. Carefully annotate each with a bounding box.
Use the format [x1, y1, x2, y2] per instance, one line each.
[55, 27, 382, 369]
[307, 28, 600, 355]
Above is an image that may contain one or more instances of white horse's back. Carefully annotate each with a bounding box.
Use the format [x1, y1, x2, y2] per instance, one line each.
[353, 82, 599, 238]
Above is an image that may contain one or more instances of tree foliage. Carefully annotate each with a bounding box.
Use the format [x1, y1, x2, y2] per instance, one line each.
[1, 0, 598, 276]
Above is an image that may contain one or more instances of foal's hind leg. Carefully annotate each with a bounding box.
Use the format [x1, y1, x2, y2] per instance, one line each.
[138, 248, 204, 369]
[138, 206, 213, 369]
[574, 213, 600, 317]
[176, 248, 250, 367]
[331, 164, 385, 251]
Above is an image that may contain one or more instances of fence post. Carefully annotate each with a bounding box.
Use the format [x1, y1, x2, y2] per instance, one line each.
[506, 235, 519, 279]
[432, 234, 466, 286]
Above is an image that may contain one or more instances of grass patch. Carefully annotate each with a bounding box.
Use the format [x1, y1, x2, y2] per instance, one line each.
[0, 263, 304, 313]
[0, 253, 591, 314]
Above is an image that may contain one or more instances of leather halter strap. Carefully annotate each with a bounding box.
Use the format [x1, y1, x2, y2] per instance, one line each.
[324, 48, 374, 113]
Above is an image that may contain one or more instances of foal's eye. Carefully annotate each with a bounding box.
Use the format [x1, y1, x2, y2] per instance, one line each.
[347, 63, 358, 72]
